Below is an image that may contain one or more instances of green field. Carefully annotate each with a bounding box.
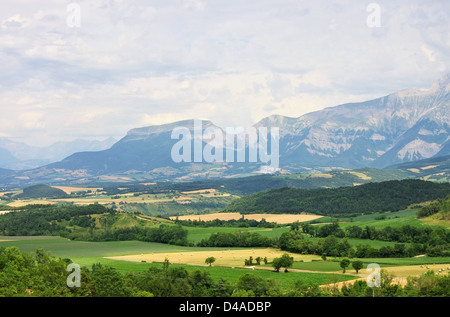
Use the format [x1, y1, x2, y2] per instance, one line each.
[0, 236, 234, 258]
[340, 214, 425, 230]
[347, 208, 419, 222]
[0, 236, 358, 289]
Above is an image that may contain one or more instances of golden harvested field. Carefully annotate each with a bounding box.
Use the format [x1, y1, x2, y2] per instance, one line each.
[320, 277, 408, 290]
[243, 214, 323, 224]
[171, 212, 242, 221]
[310, 173, 333, 178]
[347, 171, 372, 180]
[51, 197, 176, 205]
[329, 264, 450, 279]
[106, 248, 320, 267]
[181, 189, 231, 198]
[323, 264, 450, 289]
[379, 264, 450, 278]
[98, 175, 134, 182]
[53, 186, 103, 194]
[421, 165, 438, 170]
[181, 188, 217, 194]
[7, 200, 56, 207]
[170, 213, 323, 224]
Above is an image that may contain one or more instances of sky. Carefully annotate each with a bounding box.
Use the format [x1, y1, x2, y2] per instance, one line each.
[0, 0, 449, 147]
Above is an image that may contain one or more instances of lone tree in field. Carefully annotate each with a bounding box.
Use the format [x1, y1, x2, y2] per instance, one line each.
[205, 257, 216, 266]
[352, 260, 364, 274]
[340, 258, 350, 273]
[272, 253, 294, 272]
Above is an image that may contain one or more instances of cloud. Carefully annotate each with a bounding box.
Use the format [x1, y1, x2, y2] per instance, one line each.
[1, 14, 30, 29]
[421, 45, 436, 62]
[0, 0, 449, 146]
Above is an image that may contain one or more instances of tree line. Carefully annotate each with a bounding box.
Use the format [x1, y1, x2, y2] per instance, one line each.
[280, 224, 450, 258]
[174, 217, 278, 228]
[0, 204, 110, 236]
[299, 222, 449, 246]
[197, 231, 274, 248]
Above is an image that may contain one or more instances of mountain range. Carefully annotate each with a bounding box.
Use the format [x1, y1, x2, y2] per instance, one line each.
[257, 73, 450, 171]
[0, 74, 449, 188]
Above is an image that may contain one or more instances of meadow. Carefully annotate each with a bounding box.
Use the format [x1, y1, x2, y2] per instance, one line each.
[0, 183, 449, 296]
[0, 236, 359, 290]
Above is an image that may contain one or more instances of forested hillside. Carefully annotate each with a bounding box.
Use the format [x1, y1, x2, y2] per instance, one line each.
[16, 184, 69, 199]
[224, 180, 450, 216]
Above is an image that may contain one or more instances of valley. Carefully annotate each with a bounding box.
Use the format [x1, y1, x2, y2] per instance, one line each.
[0, 174, 448, 297]
[0, 76, 448, 298]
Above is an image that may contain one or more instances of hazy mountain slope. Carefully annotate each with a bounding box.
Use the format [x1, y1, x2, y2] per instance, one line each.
[0, 137, 117, 170]
[49, 120, 219, 174]
[0, 148, 19, 167]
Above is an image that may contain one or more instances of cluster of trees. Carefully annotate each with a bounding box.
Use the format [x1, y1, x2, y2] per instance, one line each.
[280, 226, 449, 258]
[417, 196, 449, 220]
[272, 254, 294, 272]
[243, 256, 268, 266]
[300, 222, 450, 247]
[1, 247, 449, 297]
[0, 204, 110, 236]
[0, 204, 190, 246]
[224, 179, 450, 216]
[98, 224, 189, 246]
[174, 217, 278, 228]
[338, 259, 363, 273]
[197, 231, 274, 248]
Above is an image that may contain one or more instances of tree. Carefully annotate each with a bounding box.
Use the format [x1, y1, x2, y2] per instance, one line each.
[291, 221, 301, 231]
[272, 253, 294, 272]
[352, 260, 363, 274]
[340, 258, 350, 273]
[205, 257, 216, 267]
[236, 273, 275, 297]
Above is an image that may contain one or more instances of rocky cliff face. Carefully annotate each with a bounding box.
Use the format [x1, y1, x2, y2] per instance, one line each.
[256, 74, 450, 170]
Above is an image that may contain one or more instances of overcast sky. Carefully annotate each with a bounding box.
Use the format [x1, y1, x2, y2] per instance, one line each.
[0, 0, 449, 147]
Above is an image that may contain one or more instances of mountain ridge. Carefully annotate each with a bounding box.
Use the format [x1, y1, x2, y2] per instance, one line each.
[0, 74, 449, 187]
